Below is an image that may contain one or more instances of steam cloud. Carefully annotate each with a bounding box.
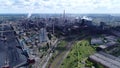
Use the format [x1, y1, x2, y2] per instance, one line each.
[82, 16, 93, 21]
[27, 11, 32, 18]
[27, 0, 35, 18]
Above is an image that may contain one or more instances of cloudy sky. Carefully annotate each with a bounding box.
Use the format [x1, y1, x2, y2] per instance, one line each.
[0, 0, 120, 14]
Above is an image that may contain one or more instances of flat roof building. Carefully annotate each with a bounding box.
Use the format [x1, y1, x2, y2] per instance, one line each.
[89, 51, 120, 68]
[91, 38, 104, 45]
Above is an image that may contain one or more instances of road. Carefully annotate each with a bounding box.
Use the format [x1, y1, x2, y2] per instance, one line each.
[0, 25, 26, 67]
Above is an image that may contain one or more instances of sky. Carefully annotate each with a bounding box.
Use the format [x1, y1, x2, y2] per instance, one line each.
[0, 0, 120, 14]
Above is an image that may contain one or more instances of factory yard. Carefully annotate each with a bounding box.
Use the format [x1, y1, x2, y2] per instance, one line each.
[1, 14, 120, 68]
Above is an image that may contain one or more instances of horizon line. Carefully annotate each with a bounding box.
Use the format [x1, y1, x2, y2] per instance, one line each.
[0, 12, 120, 14]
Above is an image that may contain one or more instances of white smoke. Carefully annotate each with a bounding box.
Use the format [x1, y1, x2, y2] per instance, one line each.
[27, 11, 32, 18]
[27, 9, 33, 18]
[81, 16, 92, 21]
[27, 0, 35, 18]
[27, 6, 33, 18]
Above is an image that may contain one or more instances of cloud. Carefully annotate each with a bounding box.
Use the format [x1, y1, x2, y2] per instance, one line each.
[0, 0, 120, 13]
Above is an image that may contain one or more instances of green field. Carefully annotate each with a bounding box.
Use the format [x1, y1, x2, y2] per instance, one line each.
[60, 40, 96, 68]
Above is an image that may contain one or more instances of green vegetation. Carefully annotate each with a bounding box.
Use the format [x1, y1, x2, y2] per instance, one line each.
[46, 40, 67, 68]
[60, 40, 96, 68]
[47, 33, 52, 40]
[94, 63, 104, 68]
[117, 39, 120, 43]
[58, 41, 67, 47]
[56, 41, 67, 51]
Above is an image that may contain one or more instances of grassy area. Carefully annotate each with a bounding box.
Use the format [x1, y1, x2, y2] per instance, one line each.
[55, 41, 67, 51]
[60, 40, 96, 68]
[58, 41, 67, 47]
[46, 40, 67, 68]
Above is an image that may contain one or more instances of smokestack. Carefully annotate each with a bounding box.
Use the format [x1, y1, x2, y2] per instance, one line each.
[63, 10, 66, 23]
[63, 10, 65, 19]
